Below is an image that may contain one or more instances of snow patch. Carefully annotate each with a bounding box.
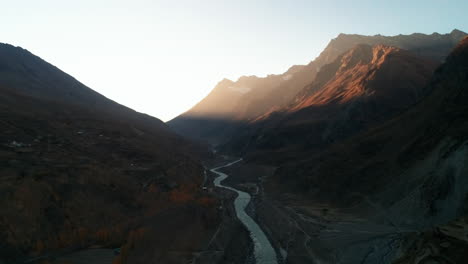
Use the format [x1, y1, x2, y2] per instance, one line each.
[282, 74, 293, 81]
[228, 85, 251, 94]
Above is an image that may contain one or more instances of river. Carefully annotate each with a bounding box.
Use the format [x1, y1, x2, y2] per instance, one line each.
[211, 159, 278, 264]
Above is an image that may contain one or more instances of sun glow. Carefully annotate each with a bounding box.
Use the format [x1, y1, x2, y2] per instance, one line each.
[1, 0, 466, 121]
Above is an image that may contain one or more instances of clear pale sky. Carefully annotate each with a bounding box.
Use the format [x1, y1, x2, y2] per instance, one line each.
[1, 0, 467, 121]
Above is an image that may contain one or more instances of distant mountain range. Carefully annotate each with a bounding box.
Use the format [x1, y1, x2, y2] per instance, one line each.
[271, 35, 468, 212]
[223, 43, 438, 158]
[169, 29, 467, 147]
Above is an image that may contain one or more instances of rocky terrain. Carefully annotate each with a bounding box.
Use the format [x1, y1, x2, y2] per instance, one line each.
[222, 43, 438, 158]
[269, 36, 468, 216]
[223, 36, 468, 263]
[169, 32, 468, 263]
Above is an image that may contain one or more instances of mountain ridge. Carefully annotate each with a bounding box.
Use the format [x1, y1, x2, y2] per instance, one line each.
[169, 29, 467, 147]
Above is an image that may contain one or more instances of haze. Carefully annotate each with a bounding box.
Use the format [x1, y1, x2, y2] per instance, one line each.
[1, 0, 466, 121]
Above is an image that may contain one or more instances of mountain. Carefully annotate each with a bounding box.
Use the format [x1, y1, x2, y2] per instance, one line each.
[167, 75, 284, 145]
[224, 44, 438, 158]
[270, 35, 468, 207]
[215, 35, 468, 264]
[0, 43, 218, 263]
[263, 36, 468, 263]
[167, 67, 319, 146]
[169, 30, 467, 146]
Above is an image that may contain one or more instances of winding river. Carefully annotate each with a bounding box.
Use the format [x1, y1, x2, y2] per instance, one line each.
[211, 159, 278, 264]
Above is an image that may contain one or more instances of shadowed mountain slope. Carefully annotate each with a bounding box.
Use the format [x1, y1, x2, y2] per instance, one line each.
[257, 36, 468, 264]
[0, 43, 218, 263]
[269, 36, 468, 222]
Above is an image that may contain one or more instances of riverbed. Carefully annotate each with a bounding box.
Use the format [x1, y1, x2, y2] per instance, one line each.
[211, 159, 278, 264]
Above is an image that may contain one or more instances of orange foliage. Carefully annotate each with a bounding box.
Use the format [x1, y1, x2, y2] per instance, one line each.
[128, 227, 147, 246]
[196, 196, 216, 207]
[147, 184, 158, 193]
[76, 227, 88, 245]
[96, 229, 111, 243]
[169, 190, 192, 203]
[169, 185, 195, 203]
[35, 240, 45, 254]
[58, 231, 72, 248]
[116, 226, 147, 264]
[51, 227, 91, 250]
[112, 256, 123, 264]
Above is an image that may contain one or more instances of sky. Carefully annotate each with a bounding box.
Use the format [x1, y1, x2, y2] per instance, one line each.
[1, 0, 467, 121]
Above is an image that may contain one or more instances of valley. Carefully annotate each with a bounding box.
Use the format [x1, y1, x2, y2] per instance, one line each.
[212, 159, 278, 264]
[2, 23, 468, 264]
[169, 30, 468, 263]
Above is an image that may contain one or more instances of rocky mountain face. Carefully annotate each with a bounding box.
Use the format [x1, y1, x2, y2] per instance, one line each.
[222, 44, 438, 158]
[270, 35, 468, 208]
[0, 43, 219, 263]
[168, 30, 466, 147]
[264, 36, 468, 263]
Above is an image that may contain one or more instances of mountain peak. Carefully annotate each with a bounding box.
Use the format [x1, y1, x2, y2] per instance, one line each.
[285, 64, 305, 75]
[213, 78, 234, 91]
[336, 33, 350, 38]
[218, 78, 234, 85]
[451, 28, 466, 35]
